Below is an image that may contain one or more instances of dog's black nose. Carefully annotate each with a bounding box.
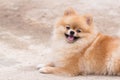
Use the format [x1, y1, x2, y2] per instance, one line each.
[70, 31, 75, 35]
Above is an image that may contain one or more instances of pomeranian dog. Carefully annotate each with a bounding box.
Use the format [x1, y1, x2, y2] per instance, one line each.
[37, 8, 120, 76]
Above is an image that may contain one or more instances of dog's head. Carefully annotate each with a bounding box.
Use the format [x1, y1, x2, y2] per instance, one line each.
[53, 8, 96, 43]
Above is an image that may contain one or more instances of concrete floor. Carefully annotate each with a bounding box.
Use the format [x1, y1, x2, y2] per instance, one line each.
[0, 0, 120, 80]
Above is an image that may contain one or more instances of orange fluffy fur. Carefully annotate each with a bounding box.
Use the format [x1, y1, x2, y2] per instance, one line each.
[38, 8, 120, 76]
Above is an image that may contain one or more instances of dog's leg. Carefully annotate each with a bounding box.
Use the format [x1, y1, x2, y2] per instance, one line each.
[39, 66, 79, 76]
[37, 63, 54, 70]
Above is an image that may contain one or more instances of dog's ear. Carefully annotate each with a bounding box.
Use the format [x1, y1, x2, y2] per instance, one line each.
[64, 7, 77, 16]
[84, 14, 93, 26]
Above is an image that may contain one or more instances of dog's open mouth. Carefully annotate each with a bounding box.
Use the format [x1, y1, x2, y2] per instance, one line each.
[65, 33, 79, 43]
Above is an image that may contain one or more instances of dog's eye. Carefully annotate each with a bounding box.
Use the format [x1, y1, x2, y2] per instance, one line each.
[76, 29, 81, 33]
[66, 26, 70, 30]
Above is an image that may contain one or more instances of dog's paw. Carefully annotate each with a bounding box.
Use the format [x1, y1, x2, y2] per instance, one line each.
[38, 67, 54, 74]
[36, 64, 45, 70]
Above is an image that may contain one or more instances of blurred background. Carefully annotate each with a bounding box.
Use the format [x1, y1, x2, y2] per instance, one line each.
[0, 0, 120, 80]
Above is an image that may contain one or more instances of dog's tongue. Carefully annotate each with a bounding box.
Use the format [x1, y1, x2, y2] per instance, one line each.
[68, 36, 74, 41]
